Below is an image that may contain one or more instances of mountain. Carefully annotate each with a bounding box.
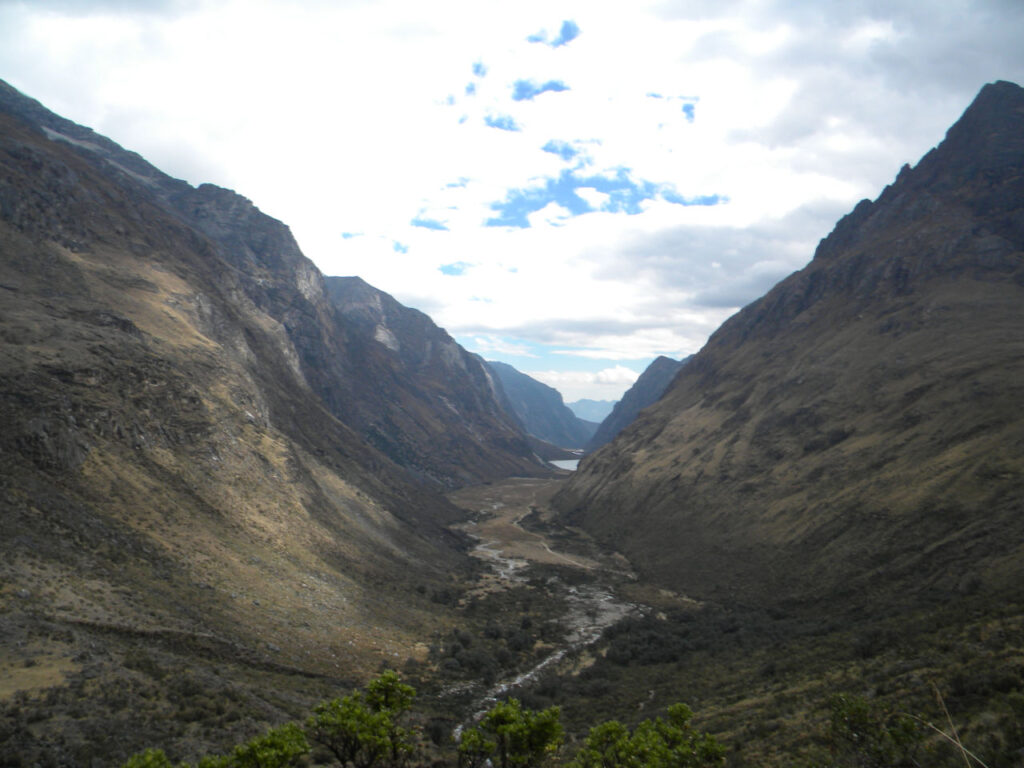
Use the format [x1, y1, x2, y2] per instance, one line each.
[486, 361, 597, 449]
[0, 79, 535, 762]
[585, 356, 687, 450]
[321, 276, 544, 485]
[567, 399, 617, 423]
[555, 81, 1024, 611]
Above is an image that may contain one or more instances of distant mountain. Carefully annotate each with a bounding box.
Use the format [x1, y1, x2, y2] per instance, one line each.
[567, 398, 617, 423]
[556, 81, 1024, 611]
[0, 78, 537, 762]
[586, 356, 687, 450]
[486, 361, 597, 449]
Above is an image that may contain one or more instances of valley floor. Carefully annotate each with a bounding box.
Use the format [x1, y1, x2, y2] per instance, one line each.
[4, 474, 1024, 767]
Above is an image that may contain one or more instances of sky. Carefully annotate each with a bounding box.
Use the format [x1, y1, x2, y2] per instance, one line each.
[2, 0, 1023, 402]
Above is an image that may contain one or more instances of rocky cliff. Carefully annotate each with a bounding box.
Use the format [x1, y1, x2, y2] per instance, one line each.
[555, 81, 1024, 610]
[323, 276, 544, 484]
[486, 360, 597, 449]
[586, 356, 687, 450]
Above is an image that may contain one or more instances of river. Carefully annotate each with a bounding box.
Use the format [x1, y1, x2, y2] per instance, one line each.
[446, 478, 640, 730]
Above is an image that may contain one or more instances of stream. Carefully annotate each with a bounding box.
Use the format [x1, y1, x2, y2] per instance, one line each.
[446, 479, 642, 732]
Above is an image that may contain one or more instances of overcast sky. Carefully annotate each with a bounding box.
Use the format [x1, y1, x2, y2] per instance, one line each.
[2, 0, 1023, 401]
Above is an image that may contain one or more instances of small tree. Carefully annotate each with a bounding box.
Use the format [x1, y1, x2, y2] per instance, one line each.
[308, 670, 417, 768]
[568, 703, 724, 768]
[228, 723, 309, 768]
[458, 699, 563, 768]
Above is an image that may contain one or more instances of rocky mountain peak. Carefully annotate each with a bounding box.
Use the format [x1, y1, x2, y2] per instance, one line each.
[813, 79, 1024, 266]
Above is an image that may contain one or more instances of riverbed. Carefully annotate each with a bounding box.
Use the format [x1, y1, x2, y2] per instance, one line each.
[446, 477, 640, 723]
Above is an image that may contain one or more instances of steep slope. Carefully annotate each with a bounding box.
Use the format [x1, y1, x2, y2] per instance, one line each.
[486, 361, 597, 449]
[585, 356, 686, 450]
[0, 80, 483, 762]
[556, 81, 1024, 609]
[322, 276, 544, 484]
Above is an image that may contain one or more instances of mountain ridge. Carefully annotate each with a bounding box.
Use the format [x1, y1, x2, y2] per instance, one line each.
[485, 360, 597, 449]
[585, 355, 687, 450]
[554, 79, 1024, 609]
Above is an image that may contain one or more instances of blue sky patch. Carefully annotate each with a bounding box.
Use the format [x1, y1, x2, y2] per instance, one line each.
[553, 20, 580, 47]
[486, 167, 725, 228]
[527, 19, 580, 47]
[341, 232, 361, 240]
[411, 216, 449, 231]
[393, 241, 409, 254]
[512, 79, 570, 101]
[439, 262, 471, 276]
[465, 82, 476, 96]
[485, 114, 521, 131]
[542, 140, 579, 161]
[662, 190, 726, 207]
[472, 61, 487, 77]
[682, 103, 695, 122]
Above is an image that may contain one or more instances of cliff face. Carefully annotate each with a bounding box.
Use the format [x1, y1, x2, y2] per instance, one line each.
[323, 276, 544, 485]
[486, 360, 597, 449]
[586, 356, 687, 450]
[555, 81, 1024, 609]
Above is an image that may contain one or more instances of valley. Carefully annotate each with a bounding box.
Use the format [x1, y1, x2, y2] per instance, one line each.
[2, 74, 1024, 768]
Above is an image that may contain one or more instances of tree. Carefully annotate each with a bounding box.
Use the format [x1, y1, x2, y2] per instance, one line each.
[227, 723, 309, 768]
[568, 703, 724, 768]
[458, 699, 563, 768]
[192, 723, 308, 768]
[308, 670, 417, 768]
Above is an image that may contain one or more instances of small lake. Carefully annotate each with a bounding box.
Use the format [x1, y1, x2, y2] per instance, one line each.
[550, 459, 579, 471]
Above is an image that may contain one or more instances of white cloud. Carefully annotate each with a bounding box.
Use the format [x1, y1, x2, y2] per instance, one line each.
[1, 0, 1022, 400]
[523, 366, 641, 402]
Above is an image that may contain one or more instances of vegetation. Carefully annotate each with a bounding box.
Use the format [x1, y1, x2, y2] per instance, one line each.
[119, 672, 720, 768]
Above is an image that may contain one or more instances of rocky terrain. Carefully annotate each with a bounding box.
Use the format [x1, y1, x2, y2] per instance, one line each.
[0, 78, 545, 763]
[556, 80, 1024, 611]
[486, 361, 597, 449]
[585, 355, 687, 450]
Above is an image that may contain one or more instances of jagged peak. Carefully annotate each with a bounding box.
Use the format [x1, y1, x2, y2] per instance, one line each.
[812, 79, 1024, 264]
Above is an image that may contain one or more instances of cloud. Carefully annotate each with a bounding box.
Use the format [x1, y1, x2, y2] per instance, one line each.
[589, 202, 849, 309]
[6, 0, 1024, 403]
[484, 113, 520, 131]
[512, 79, 570, 101]
[522, 365, 639, 402]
